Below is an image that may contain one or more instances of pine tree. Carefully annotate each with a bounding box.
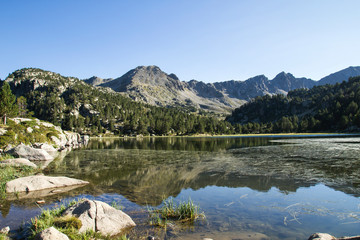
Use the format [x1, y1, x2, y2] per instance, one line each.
[17, 96, 28, 117]
[0, 82, 18, 125]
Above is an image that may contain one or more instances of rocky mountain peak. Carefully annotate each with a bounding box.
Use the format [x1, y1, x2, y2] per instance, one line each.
[131, 65, 164, 77]
[272, 72, 295, 80]
[246, 75, 269, 85]
[270, 72, 304, 92]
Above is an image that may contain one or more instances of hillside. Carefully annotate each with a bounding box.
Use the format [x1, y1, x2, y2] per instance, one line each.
[226, 76, 360, 133]
[84, 66, 360, 114]
[3, 68, 234, 136]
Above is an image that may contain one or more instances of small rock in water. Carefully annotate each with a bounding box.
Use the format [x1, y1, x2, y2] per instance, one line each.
[36, 200, 45, 204]
[308, 233, 336, 240]
[0, 226, 10, 234]
[5, 175, 89, 193]
[147, 236, 156, 240]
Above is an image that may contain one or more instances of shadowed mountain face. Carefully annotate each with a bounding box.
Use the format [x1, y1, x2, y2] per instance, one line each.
[317, 66, 360, 85]
[84, 66, 360, 114]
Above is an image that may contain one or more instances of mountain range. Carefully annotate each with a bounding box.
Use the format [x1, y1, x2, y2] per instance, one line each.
[84, 66, 360, 114]
[2, 66, 360, 135]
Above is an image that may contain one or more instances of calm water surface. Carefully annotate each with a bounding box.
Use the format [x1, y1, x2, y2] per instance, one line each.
[1, 136, 360, 239]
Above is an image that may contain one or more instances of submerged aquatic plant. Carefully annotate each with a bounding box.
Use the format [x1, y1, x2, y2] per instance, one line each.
[111, 200, 124, 211]
[148, 197, 205, 228]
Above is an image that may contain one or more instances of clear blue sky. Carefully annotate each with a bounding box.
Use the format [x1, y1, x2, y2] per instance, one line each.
[1, 0, 359, 82]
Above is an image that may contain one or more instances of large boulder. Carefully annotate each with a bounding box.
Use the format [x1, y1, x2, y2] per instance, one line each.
[62, 199, 136, 236]
[35, 227, 69, 240]
[0, 158, 37, 168]
[5, 175, 89, 193]
[10, 144, 54, 161]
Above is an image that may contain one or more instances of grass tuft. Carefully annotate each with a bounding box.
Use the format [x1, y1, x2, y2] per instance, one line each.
[148, 197, 205, 228]
[0, 233, 9, 240]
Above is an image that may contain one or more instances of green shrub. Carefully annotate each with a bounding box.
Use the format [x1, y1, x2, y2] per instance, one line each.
[22, 120, 37, 128]
[0, 130, 15, 148]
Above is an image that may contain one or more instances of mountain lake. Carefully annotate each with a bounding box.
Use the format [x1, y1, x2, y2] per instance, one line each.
[1, 135, 360, 239]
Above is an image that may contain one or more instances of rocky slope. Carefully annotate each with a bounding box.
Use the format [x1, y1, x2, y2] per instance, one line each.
[317, 66, 360, 85]
[84, 66, 360, 114]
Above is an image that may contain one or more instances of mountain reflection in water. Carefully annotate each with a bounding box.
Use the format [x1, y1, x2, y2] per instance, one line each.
[44, 136, 360, 205]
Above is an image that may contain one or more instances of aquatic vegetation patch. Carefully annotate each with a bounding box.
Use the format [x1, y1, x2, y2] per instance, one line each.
[148, 197, 205, 228]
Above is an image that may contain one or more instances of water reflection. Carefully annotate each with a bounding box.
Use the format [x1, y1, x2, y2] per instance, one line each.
[43, 136, 360, 205]
[85, 136, 276, 151]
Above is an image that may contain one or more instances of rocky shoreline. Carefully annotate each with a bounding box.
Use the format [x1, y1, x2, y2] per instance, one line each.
[0, 118, 105, 239]
[8, 117, 90, 151]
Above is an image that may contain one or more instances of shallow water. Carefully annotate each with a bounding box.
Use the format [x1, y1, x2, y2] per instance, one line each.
[1, 135, 360, 239]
